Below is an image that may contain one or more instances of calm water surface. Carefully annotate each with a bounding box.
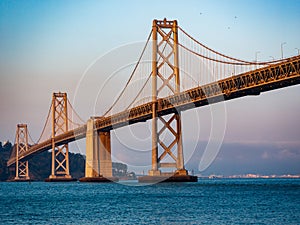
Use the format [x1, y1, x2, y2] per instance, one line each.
[0, 179, 299, 224]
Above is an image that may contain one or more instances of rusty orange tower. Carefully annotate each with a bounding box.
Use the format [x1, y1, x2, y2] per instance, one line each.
[142, 19, 196, 182]
[47, 92, 74, 181]
[14, 124, 30, 181]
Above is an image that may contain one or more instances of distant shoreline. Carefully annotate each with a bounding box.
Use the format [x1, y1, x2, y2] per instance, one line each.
[196, 174, 300, 179]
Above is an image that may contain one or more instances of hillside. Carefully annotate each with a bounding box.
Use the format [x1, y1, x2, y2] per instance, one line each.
[0, 141, 12, 181]
[0, 141, 135, 181]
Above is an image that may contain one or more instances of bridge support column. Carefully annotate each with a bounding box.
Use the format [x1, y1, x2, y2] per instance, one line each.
[85, 119, 100, 177]
[99, 131, 112, 177]
[148, 19, 161, 177]
[46, 92, 75, 182]
[80, 119, 118, 182]
[14, 124, 30, 181]
[139, 19, 197, 183]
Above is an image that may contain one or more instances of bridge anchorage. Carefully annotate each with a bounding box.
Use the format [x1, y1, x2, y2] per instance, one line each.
[45, 93, 76, 182]
[10, 124, 31, 182]
[79, 118, 118, 182]
[138, 19, 197, 183]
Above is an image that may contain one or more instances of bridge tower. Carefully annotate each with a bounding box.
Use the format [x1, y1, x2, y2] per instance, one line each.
[14, 124, 30, 181]
[143, 19, 196, 182]
[47, 92, 74, 181]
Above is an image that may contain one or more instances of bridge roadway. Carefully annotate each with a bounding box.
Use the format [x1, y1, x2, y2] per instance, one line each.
[7, 56, 300, 166]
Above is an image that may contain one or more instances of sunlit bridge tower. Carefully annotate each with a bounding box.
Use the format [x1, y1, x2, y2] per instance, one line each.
[140, 19, 197, 182]
[14, 124, 30, 181]
[47, 92, 74, 181]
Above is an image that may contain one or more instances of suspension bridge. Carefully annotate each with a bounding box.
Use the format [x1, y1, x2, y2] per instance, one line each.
[7, 19, 300, 182]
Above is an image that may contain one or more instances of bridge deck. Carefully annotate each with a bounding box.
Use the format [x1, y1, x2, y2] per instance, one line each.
[7, 56, 300, 166]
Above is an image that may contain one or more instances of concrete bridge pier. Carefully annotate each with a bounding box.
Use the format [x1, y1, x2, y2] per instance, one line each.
[79, 118, 118, 182]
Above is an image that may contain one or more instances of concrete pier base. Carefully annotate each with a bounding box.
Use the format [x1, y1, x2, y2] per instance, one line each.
[8, 178, 32, 182]
[45, 177, 77, 182]
[79, 176, 119, 183]
[138, 174, 198, 183]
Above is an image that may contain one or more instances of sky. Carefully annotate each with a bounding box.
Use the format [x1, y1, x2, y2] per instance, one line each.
[0, 0, 300, 175]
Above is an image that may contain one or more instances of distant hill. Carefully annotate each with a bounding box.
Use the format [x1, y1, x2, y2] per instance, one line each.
[0, 141, 135, 181]
[0, 141, 12, 181]
[27, 151, 86, 180]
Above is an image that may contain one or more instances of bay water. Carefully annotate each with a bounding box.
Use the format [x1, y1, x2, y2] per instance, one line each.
[0, 178, 299, 224]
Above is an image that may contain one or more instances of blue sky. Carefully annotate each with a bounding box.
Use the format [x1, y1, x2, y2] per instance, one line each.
[0, 0, 299, 175]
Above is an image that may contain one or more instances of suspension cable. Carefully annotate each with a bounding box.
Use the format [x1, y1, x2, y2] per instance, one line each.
[36, 103, 52, 144]
[8, 133, 17, 160]
[177, 41, 253, 65]
[67, 117, 82, 128]
[159, 26, 250, 65]
[178, 26, 286, 65]
[67, 99, 85, 124]
[125, 39, 170, 109]
[125, 72, 152, 109]
[103, 30, 153, 116]
[28, 130, 37, 145]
